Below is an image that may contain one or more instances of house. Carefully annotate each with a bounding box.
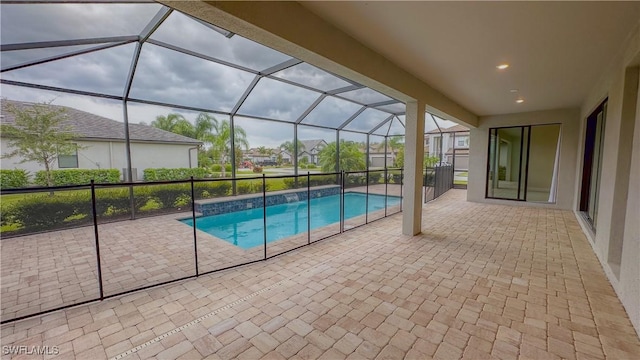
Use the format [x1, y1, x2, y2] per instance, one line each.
[298, 139, 327, 165]
[242, 148, 272, 164]
[424, 124, 470, 170]
[0, 100, 202, 181]
[243, 148, 292, 165]
[368, 142, 396, 168]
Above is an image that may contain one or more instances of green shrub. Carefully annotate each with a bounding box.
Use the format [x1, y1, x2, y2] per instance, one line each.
[34, 169, 120, 186]
[237, 180, 270, 194]
[143, 168, 206, 181]
[345, 174, 366, 188]
[282, 175, 337, 189]
[424, 171, 435, 186]
[146, 184, 192, 209]
[282, 177, 306, 189]
[211, 164, 222, 172]
[368, 172, 382, 184]
[224, 164, 232, 173]
[194, 181, 231, 198]
[3, 193, 91, 231]
[1, 169, 30, 189]
[309, 174, 336, 186]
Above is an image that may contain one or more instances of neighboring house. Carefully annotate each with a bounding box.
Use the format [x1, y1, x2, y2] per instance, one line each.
[274, 149, 292, 164]
[0, 100, 202, 181]
[243, 148, 272, 164]
[298, 139, 327, 165]
[368, 142, 395, 168]
[243, 148, 292, 164]
[424, 124, 470, 170]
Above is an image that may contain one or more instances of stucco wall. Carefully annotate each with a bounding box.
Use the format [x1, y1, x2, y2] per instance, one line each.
[467, 108, 580, 209]
[576, 21, 640, 335]
[1, 140, 197, 182]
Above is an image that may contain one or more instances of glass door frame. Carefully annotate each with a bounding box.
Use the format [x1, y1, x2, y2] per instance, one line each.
[579, 99, 608, 230]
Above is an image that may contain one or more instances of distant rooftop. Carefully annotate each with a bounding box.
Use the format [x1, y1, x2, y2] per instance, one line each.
[0, 100, 202, 145]
[426, 124, 470, 134]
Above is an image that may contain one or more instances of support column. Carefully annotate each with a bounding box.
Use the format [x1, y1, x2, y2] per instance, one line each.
[402, 100, 425, 236]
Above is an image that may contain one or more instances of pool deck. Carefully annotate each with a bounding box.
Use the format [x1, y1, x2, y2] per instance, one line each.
[1, 185, 402, 323]
[2, 189, 639, 359]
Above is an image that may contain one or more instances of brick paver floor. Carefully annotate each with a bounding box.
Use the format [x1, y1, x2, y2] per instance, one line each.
[1, 189, 639, 359]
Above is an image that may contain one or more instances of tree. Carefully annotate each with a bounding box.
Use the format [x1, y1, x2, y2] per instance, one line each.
[1, 101, 81, 188]
[151, 113, 190, 133]
[318, 140, 366, 172]
[152, 112, 221, 166]
[388, 136, 405, 168]
[394, 147, 404, 168]
[211, 120, 249, 177]
[280, 140, 305, 156]
[424, 155, 440, 168]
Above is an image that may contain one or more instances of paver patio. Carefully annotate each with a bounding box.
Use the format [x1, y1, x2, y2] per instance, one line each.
[1, 185, 402, 322]
[1, 189, 639, 359]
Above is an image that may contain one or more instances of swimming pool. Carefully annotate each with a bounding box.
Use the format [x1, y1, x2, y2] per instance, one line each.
[181, 192, 400, 249]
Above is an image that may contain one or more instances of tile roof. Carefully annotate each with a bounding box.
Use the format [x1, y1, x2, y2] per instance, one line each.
[0, 100, 202, 145]
[300, 139, 327, 152]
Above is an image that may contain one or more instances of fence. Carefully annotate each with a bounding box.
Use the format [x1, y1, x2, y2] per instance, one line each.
[423, 165, 454, 202]
[0, 169, 402, 324]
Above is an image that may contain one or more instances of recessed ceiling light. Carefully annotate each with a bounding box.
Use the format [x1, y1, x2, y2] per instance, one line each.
[516, 98, 524, 104]
[496, 64, 509, 70]
[509, 89, 519, 93]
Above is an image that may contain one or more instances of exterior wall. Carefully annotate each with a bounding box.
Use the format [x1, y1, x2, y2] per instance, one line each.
[576, 21, 640, 334]
[130, 142, 198, 180]
[1, 139, 197, 181]
[448, 155, 468, 171]
[467, 108, 580, 210]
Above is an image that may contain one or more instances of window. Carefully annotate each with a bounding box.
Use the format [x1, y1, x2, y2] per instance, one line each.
[57, 144, 78, 168]
[486, 124, 561, 203]
[456, 136, 468, 148]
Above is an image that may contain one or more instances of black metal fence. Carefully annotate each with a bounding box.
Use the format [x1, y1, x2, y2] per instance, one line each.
[423, 165, 454, 202]
[0, 169, 402, 324]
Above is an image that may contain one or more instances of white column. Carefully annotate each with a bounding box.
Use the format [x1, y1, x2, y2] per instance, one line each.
[402, 100, 426, 235]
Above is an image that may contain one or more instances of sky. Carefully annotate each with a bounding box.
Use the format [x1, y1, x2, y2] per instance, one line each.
[0, 2, 459, 148]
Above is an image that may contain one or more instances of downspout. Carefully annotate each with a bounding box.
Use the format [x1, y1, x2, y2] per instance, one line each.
[188, 146, 199, 168]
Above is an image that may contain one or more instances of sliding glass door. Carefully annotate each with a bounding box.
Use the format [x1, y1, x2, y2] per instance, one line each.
[486, 124, 561, 203]
[580, 100, 607, 229]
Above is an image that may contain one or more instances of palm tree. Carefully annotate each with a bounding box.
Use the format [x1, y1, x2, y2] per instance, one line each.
[151, 113, 190, 133]
[191, 113, 219, 147]
[280, 140, 305, 166]
[212, 120, 249, 177]
[318, 140, 366, 172]
[152, 113, 222, 167]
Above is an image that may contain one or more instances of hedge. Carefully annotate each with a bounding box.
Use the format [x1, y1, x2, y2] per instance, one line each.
[237, 180, 270, 194]
[282, 175, 337, 189]
[1, 180, 233, 236]
[0, 169, 29, 189]
[34, 169, 120, 186]
[143, 168, 207, 181]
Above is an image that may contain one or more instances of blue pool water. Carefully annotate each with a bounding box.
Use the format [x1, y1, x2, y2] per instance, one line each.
[181, 192, 400, 249]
